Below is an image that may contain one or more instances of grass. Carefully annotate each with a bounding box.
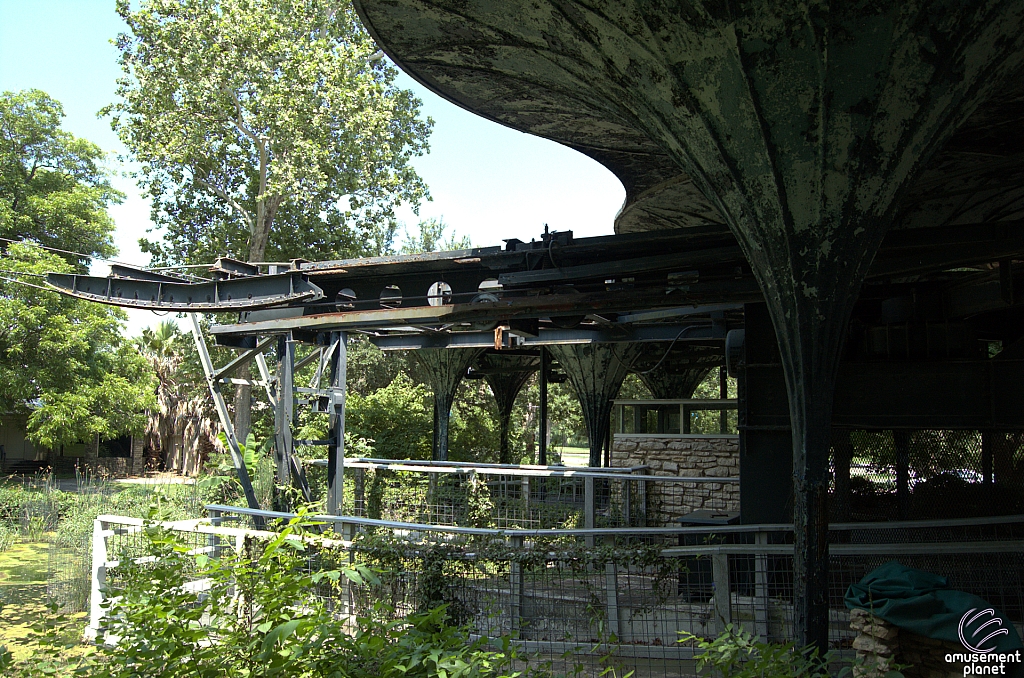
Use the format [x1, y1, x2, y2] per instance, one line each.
[553, 446, 590, 467]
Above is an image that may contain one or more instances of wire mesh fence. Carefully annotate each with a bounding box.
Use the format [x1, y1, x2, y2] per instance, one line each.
[92, 509, 1024, 678]
[831, 429, 1024, 522]
[323, 461, 738, 530]
[26, 473, 209, 613]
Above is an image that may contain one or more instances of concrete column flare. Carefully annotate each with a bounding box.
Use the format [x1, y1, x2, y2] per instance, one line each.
[548, 343, 644, 467]
[638, 367, 715, 401]
[479, 354, 538, 464]
[413, 348, 485, 461]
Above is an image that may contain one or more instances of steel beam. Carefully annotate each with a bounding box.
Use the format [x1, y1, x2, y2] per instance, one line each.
[48, 270, 323, 311]
[370, 323, 725, 351]
[326, 332, 347, 520]
[273, 335, 296, 508]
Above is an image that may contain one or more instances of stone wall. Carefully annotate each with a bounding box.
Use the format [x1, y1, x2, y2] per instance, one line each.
[611, 435, 739, 526]
[81, 436, 145, 478]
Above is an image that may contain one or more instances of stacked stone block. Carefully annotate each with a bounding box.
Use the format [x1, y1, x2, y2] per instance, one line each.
[611, 436, 739, 525]
[849, 608, 970, 678]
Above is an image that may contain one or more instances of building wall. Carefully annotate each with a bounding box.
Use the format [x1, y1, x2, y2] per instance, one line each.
[78, 435, 146, 478]
[611, 435, 740, 526]
[0, 414, 41, 464]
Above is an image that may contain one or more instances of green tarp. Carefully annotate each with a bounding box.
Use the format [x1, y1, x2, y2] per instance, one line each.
[845, 561, 1022, 670]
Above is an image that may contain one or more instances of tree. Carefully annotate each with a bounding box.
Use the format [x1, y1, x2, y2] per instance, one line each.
[400, 217, 471, 255]
[105, 0, 432, 266]
[106, 0, 433, 441]
[0, 243, 156, 449]
[0, 90, 121, 266]
[135, 320, 220, 475]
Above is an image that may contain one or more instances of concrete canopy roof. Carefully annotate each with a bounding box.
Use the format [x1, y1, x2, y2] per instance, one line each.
[353, 0, 1024, 239]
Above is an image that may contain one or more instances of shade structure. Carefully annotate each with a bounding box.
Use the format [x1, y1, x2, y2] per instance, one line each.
[353, 0, 1024, 647]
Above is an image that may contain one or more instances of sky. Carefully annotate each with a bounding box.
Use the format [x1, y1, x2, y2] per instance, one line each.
[0, 0, 626, 336]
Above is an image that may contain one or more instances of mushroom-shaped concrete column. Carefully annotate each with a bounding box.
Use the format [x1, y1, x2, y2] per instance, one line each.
[413, 348, 485, 461]
[594, 7, 1024, 646]
[548, 343, 644, 467]
[638, 367, 717, 401]
[355, 0, 1024, 647]
[477, 353, 539, 464]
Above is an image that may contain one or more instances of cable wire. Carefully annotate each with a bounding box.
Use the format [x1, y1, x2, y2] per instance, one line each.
[0, 275, 57, 292]
[0, 236, 141, 268]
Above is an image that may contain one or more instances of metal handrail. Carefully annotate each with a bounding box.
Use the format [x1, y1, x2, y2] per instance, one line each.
[318, 457, 650, 472]
[205, 504, 1024, 538]
[307, 458, 738, 483]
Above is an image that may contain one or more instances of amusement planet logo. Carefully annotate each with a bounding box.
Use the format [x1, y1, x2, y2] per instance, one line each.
[948, 608, 1022, 676]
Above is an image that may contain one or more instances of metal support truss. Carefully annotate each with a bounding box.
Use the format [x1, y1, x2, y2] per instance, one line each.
[326, 332, 347, 519]
[188, 314, 262, 516]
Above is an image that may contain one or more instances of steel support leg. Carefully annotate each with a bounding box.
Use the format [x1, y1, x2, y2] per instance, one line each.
[327, 332, 347, 520]
[188, 314, 261, 513]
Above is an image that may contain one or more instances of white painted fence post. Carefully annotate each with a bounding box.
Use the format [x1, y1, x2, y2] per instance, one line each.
[86, 518, 109, 640]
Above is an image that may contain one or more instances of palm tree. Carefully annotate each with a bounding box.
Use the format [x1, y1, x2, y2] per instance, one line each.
[136, 321, 216, 475]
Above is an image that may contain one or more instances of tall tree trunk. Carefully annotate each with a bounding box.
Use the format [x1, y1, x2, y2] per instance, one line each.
[233, 362, 252, 446]
[233, 197, 280, 446]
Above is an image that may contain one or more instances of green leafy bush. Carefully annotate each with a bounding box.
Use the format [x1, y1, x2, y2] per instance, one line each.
[347, 374, 433, 459]
[10, 514, 526, 677]
[680, 625, 905, 678]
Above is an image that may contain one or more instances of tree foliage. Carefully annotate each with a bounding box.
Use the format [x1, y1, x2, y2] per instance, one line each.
[105, 0, 433, 265]
[347, 373, 433, 460]
[0, 244, 156, 448]
[0, 90, 121, 267]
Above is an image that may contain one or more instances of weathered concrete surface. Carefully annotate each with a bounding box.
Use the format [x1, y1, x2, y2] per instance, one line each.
[548, 343, 643, 467]
[478, 353, 539, 463]
[631, 343, 721, 399]
[354, 0, 1024, 647]
[413, 348, 484, 460]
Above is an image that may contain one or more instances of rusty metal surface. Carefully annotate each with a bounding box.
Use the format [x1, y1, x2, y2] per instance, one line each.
[47, 270, 322, 311]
